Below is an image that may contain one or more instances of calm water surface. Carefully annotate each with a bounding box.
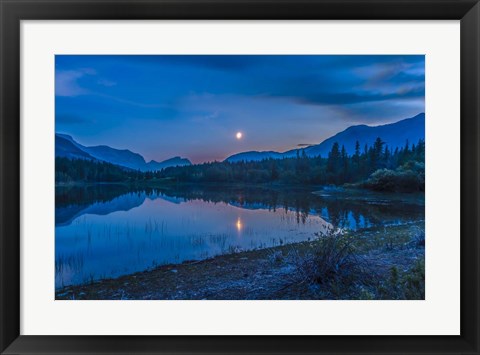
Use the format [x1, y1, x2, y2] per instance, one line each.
[55, 185, 424, 288]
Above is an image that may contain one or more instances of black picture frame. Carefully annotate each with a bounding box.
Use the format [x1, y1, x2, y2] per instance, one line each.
[1, 0, 479, 354]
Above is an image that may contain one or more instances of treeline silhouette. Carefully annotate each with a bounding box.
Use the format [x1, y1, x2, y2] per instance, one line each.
[56, 137, 425, 192]
[56, 158, 143, 183]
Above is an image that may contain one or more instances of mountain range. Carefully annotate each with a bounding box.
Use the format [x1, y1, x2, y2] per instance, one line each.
[225, 113, 425, 163]
[56, 113, 424, 170]
[55, 134, 192, 171]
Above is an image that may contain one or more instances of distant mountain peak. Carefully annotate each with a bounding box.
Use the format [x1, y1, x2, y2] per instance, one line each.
[224, 113, 425, 162]
[56, 133, 74, 140]
[55, 134, 191, 171]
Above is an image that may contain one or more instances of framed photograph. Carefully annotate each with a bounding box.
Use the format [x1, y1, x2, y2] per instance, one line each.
[1, 0, 479, 354]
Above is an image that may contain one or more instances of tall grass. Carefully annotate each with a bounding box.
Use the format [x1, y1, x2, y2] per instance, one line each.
[56, 252, 85, 274]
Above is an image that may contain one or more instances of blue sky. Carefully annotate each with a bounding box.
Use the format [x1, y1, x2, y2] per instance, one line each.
[55, 55, 425, 163]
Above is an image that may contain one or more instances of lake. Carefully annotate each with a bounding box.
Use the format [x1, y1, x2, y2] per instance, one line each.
[55, 184, 424, 288]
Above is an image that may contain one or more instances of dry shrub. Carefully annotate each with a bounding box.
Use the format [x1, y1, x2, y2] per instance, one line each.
[287, 232, 369, 292]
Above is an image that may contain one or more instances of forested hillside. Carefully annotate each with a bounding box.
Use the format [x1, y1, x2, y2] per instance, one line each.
[56, 137, 424, 192]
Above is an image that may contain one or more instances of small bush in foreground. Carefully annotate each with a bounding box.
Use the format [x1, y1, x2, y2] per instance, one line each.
[403, 259, 425, 299]
[379, 259, 425, 300]
[287, 232, 370, 297]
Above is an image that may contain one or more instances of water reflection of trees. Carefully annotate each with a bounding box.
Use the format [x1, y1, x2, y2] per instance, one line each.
[156, 186, 424, 228]
[56, 184, 135, 207]
[56, 184, 424, 229]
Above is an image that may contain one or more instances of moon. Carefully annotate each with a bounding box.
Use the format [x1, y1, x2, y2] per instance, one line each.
[236, 132, 243, 140]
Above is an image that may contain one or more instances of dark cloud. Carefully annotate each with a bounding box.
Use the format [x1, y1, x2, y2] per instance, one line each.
[314, 55, 424, 71]
[290, 85, 424, 106]
[248, 56, 425, 107]
[108, 55, 266, 71]
[105, 55, 424, 74]
[56, 114, 90, 125]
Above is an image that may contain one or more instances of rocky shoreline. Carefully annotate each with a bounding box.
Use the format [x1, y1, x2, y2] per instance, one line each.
[56, 221, 425, 300]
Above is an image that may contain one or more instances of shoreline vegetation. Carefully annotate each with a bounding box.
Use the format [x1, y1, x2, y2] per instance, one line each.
[56, 221, 425, 300]
[56, 137, 425, 193]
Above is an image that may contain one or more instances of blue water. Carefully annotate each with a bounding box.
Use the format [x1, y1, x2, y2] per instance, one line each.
[55, 185, 424, 288]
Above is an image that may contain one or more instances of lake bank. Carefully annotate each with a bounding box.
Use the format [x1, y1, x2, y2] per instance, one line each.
[56, 221, 425, 300]
[55, 184, 424, 288]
